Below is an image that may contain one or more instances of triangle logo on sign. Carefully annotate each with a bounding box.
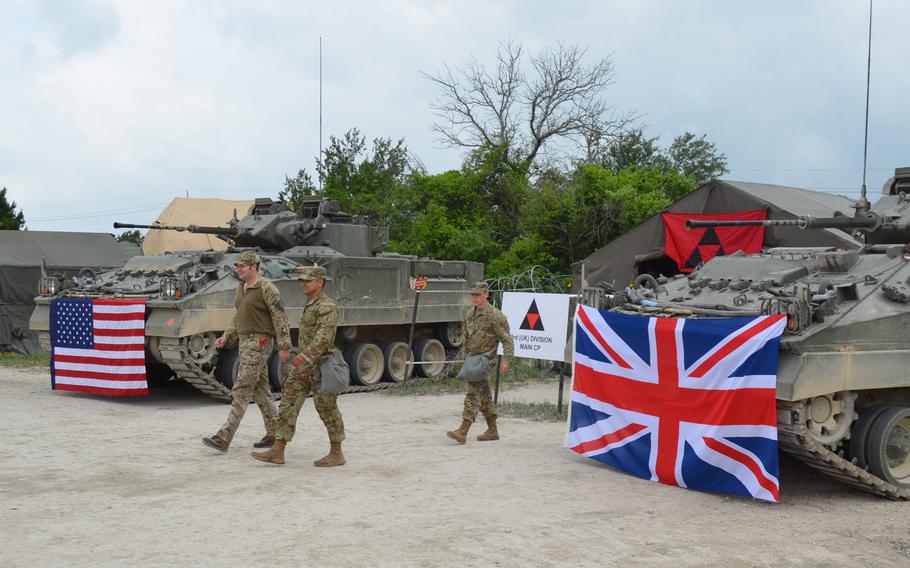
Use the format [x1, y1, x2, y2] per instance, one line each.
[520, 299, 544, 331]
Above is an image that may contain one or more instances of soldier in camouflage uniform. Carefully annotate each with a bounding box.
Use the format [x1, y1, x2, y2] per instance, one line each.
[251, 265, 346, 466]
[202, 250, 291, 452]
[447, 281, 514, 444]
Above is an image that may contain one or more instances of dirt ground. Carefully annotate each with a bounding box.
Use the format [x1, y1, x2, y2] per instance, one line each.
[1, 367, 909, 568]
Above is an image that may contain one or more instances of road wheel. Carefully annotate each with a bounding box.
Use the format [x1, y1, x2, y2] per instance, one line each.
[382, 341, 412, 383]
[214, 349, 239, 389]
[414, 338, 446, 378]
[437, 321, 464, 349]
[866, 406, 910, 489]
[345, 343, 385, 385]
[849, 406, 889, 469]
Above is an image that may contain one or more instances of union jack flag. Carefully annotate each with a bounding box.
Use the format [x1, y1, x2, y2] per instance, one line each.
[568, 305, 786, 502]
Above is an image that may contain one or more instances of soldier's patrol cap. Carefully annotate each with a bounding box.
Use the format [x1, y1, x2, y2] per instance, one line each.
[235, 251, 261, 266]
[296, 265, 327, 281]
[470, 281, 489, 294]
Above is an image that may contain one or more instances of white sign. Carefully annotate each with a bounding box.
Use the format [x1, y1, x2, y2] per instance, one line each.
[500, 292, 574, 362]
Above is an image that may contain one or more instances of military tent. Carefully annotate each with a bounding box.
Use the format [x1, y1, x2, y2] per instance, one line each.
[578, 180, 861, 289]
[0, 231, 139, 355]
[141, 197, 255, 255]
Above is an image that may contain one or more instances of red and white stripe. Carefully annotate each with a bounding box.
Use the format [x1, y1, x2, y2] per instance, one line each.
[53, 299, 148, 396]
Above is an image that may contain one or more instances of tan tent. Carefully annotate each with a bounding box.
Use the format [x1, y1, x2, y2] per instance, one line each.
[141, 198, 255, 255]
[577, 181, 861, 289]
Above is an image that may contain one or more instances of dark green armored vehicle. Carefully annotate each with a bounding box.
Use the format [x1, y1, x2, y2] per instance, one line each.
[30, 197, 481, 401]
[588, 167, 910, 499]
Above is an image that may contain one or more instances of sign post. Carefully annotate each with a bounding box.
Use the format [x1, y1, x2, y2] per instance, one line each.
[402, 276, 428, 389]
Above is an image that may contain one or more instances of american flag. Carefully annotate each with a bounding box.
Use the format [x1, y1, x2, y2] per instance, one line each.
[50, 298, 148, 396]
[568, 305, 786, 502]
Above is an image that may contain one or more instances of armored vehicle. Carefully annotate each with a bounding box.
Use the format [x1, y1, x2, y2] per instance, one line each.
[587, 167, 910, 499]
[30, 197, 482, 401]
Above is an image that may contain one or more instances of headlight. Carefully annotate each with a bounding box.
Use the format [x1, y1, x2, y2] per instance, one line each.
[159, 277, 180, 299]
[39, 276, 59, 296]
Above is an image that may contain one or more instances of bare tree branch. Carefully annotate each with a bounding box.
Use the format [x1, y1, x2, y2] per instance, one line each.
[425, 41, 633, 169]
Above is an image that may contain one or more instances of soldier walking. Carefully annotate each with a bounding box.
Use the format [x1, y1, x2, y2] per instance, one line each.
[252, 265, 346, 466]
[203, 251, 291, 452]
[447, 282, 514, 444]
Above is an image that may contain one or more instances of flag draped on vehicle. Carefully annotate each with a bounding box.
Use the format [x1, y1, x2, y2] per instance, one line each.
[50, 298, 148, 396]
[662, 209, 766, 272]
[568, 305, 786, 502]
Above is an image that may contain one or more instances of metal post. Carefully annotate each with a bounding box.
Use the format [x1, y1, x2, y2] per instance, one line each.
[557, 363, 565, 417]
[493, 354, 502, 404]
[401, 291, 421, 390]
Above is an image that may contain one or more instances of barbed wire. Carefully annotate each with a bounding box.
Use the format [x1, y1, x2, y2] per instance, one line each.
[484, 265, 572, 307]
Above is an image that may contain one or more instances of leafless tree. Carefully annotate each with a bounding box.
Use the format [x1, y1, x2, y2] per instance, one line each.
[425, 41, 637, 170]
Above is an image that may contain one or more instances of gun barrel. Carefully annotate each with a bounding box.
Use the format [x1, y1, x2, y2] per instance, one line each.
[113, 222, 238, 236]
[687, 214, 881, 231]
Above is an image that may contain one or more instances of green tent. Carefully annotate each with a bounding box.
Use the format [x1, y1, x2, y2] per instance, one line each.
[0, 231, 138, 355]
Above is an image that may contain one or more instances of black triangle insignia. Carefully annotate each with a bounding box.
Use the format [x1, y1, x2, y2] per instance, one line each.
[699, 226, 721, 245]
[684, 247, 703, 269]
[520, 299, 544, 331]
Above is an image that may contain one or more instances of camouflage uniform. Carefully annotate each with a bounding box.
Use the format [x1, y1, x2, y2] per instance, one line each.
[460, 286, 514, 423]
[213, 251, 291, 446]
[275, 269, 345, 444]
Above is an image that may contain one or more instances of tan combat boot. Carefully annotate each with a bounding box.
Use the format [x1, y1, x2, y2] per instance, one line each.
[314, 442, 346, 467]
[251, 440, 286, 465]
[446, 419, 472, 444]
[476, 416, 500, 441]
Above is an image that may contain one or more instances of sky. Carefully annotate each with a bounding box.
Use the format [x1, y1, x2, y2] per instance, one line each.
[1, 0, 907, 233]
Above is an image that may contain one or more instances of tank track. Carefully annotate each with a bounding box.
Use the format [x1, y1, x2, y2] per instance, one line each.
[157, 337, 398, 402]
[777, 400, 910, 500]
[157, 337, 233, 402]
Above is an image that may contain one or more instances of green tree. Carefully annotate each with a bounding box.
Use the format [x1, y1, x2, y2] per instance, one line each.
[600, 128, 668, 172]
[0, 187, 25, 229]
[513, 164, 694, 275]
[278, 169, 317, 211]
[598, 129, 727, 187]
[666, 132, 728, 186]
[115, 230, 143, 247]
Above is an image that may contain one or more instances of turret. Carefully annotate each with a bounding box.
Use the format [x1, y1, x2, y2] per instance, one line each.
[115, 197, 390, 256]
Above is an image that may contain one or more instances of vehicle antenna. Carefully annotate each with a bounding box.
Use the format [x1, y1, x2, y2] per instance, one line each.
[857, 0, 873, 216]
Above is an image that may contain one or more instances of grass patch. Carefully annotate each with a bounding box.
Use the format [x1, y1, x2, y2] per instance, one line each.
[497, 400, 569, 422]
[0, 353, 51, 368]
[387, 358, 561, 396]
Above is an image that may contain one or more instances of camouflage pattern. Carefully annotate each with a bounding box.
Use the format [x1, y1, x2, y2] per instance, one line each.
[470, 281, 489, 294]
[275, 291, 345, 443]
[298, 292, 338, 366]
[235, 250, 261, 265]
[215, 335, 278, 443]
[223, 277, 292, 351]
[462, 378, 496, 423]
[296, 265, 327, 280]
[462, 303, 514, 366]
[459, 302, 513, 423]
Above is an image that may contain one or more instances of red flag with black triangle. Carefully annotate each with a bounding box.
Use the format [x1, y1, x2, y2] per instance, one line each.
[520, 299, 545, 331]
[661, 209, 766, 273]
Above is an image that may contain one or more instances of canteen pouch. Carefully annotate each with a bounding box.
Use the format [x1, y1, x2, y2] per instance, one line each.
[318, 350, 350, 394]
[457, 353, 493, 382]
